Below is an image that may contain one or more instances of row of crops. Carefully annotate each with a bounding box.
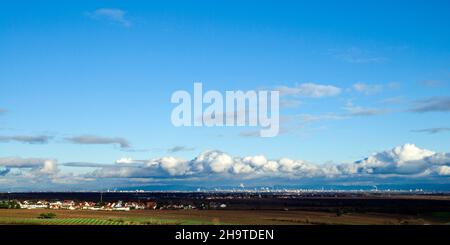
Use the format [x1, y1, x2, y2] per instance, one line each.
[0, 217, 181, 225]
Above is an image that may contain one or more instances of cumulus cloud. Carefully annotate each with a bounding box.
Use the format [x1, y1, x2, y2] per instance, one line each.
[336, 144, 450, 178]
[86, 8, 131, 27]
[276, 83, 341, 98]
[436, 166, 450, 176]
[424, 153, 450, 166]
[158, 156, 191, 176]
[351, 144, 436, 175]
[86, 144, 450, 181]
[0, 157, 58, 176]
[410, 97, 450, 113]
[2, 144, 448, 190]
[193, 151, 234, 173]
[0, 108, 6, 114]
[65, 135, 130, 148]
[0, 135, 53, 144]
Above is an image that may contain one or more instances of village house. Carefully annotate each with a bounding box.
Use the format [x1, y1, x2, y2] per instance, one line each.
[16, 199, 158, 211]
[19, 200, 48, 209]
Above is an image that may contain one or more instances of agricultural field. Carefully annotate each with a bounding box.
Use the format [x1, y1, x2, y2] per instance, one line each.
[0, 209, 449, 225]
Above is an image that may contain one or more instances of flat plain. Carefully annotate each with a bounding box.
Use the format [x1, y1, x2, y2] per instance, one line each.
[0, 209, 449, 225]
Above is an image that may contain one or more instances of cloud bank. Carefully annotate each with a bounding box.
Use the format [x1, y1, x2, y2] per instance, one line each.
[86, 144, 449, 181]
[1, 144, 449, 190]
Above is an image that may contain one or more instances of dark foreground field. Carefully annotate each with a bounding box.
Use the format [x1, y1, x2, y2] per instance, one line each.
[1, 209, 449, 225]
[2, 192, 450, 225]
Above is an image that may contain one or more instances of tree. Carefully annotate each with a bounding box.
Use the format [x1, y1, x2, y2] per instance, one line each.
[38, 213, 57, 219]
[0, 200, 20, 209]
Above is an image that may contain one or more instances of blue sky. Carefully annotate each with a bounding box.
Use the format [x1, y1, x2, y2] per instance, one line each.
[0, 0, 449, 190]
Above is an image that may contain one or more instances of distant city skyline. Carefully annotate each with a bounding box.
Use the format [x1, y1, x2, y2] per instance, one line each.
[0, 0, 449, 191]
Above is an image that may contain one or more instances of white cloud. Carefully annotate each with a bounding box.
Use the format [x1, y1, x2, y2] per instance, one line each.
[343, 101, 386, 116]
[353, 144, 436, 175]
[86, 8, 132, 27]
[157, 156, 190, 176]
[2, 144, 449, 190]
[298, 113, 344, 123]
[41, 160, 58, 175]
[276, 83, 341, 98]
[0, 157, 58, 173]
[243, 155, 267, 167]
[425, 153, 450, 165]
[352, 82, 383, 95]
[436, 166, 450, 176]
[194, 151, 234, 173]
[116, 157, 137, 164]
[90, 165, 149, 178]
[331, 47, 387, 64]
[232, 162, 254, 174]
[0, 157, 59, 186]
[85, 144, 449, 180]
[261, 160, 279, 172]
